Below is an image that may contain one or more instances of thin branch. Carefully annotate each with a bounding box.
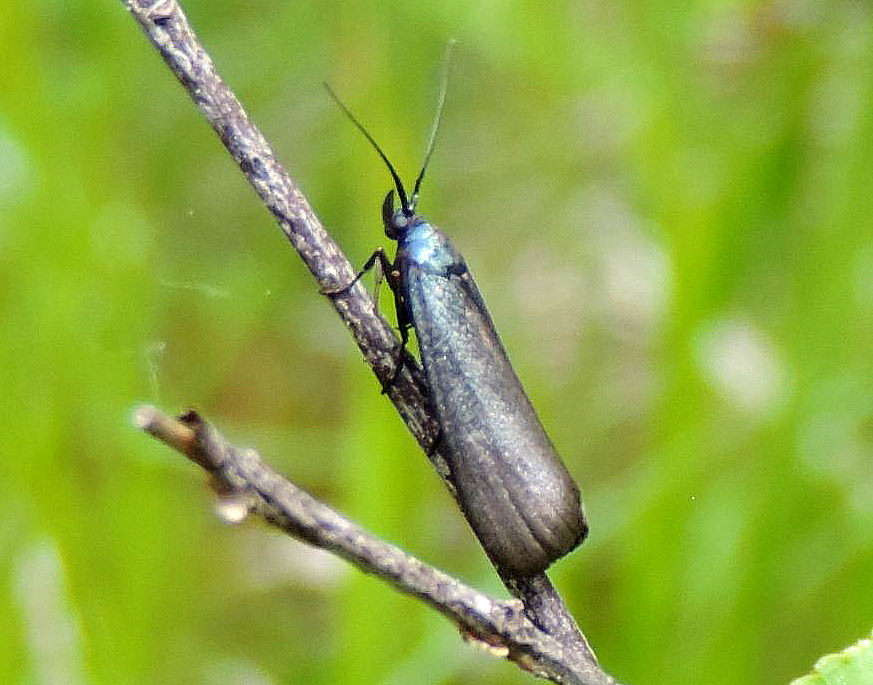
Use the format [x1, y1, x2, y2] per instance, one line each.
[122, 1, 620, 683]
[124, 0, 444, 479]
[134, 406, 616, 685]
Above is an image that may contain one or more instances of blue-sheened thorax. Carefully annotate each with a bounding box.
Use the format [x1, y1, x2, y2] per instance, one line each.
[399, 218, 463, 273]
[383, 188, 464, 275]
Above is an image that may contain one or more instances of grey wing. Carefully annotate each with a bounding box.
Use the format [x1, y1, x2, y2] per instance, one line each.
[406, 264, 586, 575]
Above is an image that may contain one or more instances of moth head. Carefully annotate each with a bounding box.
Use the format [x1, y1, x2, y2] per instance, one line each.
[382, 189, 411, 241]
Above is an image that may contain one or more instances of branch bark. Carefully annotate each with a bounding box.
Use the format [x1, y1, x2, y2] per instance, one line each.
[123, 1, 621, 683]
[134, 406, 615, 685]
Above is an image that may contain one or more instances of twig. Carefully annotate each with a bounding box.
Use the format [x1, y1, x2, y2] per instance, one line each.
[124, 0, 443, 476]
[133, 406, 616, 685]
[122, 1, 620, 683]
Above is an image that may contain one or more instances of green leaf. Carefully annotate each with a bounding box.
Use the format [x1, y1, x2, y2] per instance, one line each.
[790, 630, 873, 685]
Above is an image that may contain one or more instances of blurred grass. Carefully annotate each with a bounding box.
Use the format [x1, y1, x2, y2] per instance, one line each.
[2, 1, 872, 684]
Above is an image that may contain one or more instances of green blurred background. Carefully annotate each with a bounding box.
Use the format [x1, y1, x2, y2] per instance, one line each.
[2, 1, 872, 684]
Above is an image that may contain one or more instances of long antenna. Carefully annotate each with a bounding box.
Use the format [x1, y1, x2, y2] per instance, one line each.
[410, 39, 456, 212]
[324, 82, 411, 213]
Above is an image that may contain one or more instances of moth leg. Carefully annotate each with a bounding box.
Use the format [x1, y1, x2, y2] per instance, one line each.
[320, 250, 413, 393]
[380, 263, 412, 393]
[319, 247, 391, 297]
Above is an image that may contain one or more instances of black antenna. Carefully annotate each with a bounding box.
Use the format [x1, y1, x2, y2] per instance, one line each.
[325, 40, 456, 216]
[410, 39, 455, 212]
[324, 83, 411, 213]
